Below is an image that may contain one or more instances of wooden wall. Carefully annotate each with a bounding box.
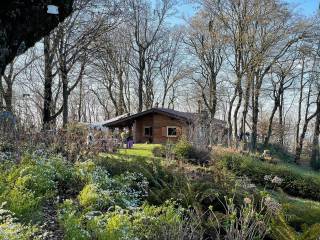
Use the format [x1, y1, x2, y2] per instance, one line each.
[134, 112, 188, 144]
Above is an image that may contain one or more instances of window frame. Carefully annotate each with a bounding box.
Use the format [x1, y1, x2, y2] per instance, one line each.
[167, 126, 177, 137]
[144, 126, 152, 136]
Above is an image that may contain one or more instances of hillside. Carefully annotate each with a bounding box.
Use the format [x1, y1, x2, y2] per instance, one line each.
[0, 140, 320, 240]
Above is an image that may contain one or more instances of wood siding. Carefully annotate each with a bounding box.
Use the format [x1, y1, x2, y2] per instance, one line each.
[134, 112, 189, 143]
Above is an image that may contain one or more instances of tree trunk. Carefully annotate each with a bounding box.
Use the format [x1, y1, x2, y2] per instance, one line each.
[251, 76, 262, 152]
[263, 98, 279, 147]
[0, 76, 3, 111]
[62, 73, 68, 127]
[227, 88, 238, 146]
[278, 90, 284, 146]
[294, 84, 316, 164]
[233, 86, 242, 141]
[209, 71, 217, 121]
[138, 47, 145, 112]
[42, 36, 54, 130]
[251, 94, 259, 151]
[241, 75, 252, 144]
[118, 71, 125, 115]
[295, 123, 309, 164]
[296, 58, 305, 151]
[78, 77, 83, 122]
[311, 102, 320, 170]
[3, 82, 13, 112]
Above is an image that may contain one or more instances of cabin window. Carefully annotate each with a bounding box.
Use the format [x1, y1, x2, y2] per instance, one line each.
[144, 126, 152, 136]
[167, 126, 177, 137]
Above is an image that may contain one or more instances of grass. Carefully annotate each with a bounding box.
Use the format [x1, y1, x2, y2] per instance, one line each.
[259, 143, 294, 163]
[216, 147, 320, 201]
[103, 145, 320, 233]
[118, 144, 161, 158]
[271, 191, 320, 230]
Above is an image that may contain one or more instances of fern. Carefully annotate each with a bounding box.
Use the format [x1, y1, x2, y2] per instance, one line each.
[271, 214, 320, 240]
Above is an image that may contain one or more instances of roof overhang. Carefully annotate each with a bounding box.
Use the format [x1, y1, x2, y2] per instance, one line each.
[103, 108, 194, 128]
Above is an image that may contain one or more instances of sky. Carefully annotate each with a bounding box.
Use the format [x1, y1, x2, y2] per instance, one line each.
[172, 0, 319, 24]
[287, 0, 319, 16]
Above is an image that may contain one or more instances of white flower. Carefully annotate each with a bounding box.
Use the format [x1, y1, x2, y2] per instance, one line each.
[244, 197, 252, 204]
[264, 197, 281, 213]
[264, 175, 272, 182]
[271, 176, 283, 185]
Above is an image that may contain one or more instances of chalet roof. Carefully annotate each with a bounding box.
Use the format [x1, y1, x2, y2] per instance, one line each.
[103, 108, 226, 128]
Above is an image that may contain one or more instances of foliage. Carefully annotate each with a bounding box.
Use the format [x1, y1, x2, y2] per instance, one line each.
[59, 200, 202, 240]
[216, 148, 320, 201]
[152, 145, 166, 158]
[0, 141, 15, 153]
[0, 152, 79, 221]
[273, 192, 320, 230]
[270, 214, 320, 240]
[0, 202, 39, 240]
[76, 160, 148, 209]
[310, 154, 320, 171]
[259, 143, 294, 163]
[174, 136, 193, 160]
[58, 199, 91, 240]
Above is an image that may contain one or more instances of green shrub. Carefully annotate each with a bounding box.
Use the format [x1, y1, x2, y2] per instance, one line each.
[131, 201, 185, 240]
[5, 187, 42, 221]
[102, 211, 133, 240]
[0, 141, 15, 152]
[0, 203, 39, 240]
[270, 213, 320, 240]
[0, 153, 79, 221]
[218, 150, 320, 201]
[58, 199, 91, 240]
[85, 201, 194, 240]
[78, 184, 112, 210]
[7, 163, 56, 199]
[279, 196, 320, 230]
[174, 137, 193, 160]
[77, 161, 149, 209]
[152, 145, 166, 157]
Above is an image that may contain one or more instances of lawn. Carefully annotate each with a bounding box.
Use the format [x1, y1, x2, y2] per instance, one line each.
[118, 144, 161, 157]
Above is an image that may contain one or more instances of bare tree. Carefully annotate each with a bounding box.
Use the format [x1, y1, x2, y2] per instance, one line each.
[158, 30, 185, 108]
[128, 0, 174, 112]
[263, 55, 297, 147]
[185, 10, 224, 120]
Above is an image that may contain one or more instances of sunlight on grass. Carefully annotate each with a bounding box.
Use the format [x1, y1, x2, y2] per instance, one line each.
[100, 144, 162, 160]
[118, 144, 161, 157]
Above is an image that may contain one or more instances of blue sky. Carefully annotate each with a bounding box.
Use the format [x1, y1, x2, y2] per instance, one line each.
[173, 0, 319, 24]
[288, 0, 319, 15]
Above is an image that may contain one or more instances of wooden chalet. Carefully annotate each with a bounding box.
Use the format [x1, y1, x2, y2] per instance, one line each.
[103, 108, 226, 144]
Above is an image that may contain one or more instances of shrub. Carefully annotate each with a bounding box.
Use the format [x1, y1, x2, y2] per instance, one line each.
[5, 187, 42, 221]
[78, 184, 112, 210]
[270, 213, 320, 240]
[278, 195, 320, 230]
[0, 202, 39, 240]
[85, 201, 201, 240]
[77, 161, 149, 209]
[131, 201, 186, 240]
[174, 137, 193, 160]
[58, 199, 91, 240]
[102, 211, 133, 240]
[0, 152, 79, 221]
[217, 148, 320, 201]
[0, 141, 15, 153]
[188, 148, 211, 165]
[152, 145, 165, 157]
